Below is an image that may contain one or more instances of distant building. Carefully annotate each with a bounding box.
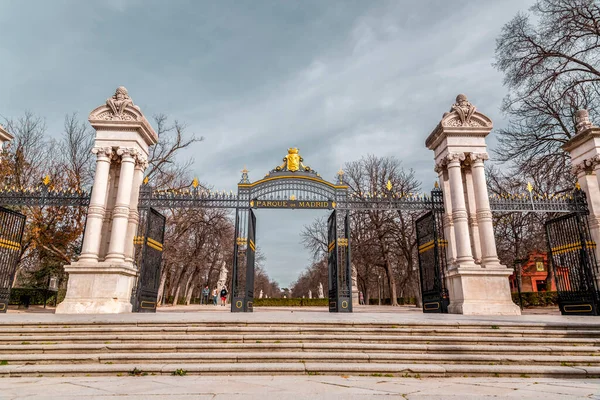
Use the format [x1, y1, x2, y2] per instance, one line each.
[509, 251, 557, 293]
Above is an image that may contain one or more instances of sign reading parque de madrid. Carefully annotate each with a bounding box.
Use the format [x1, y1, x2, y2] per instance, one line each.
[249, 199, 335, 209]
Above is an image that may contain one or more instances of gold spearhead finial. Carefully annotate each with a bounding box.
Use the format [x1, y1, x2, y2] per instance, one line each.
[143, 176, 149, 185]
[192, 177, 199, 188]
[434, 181, 439, 189]
[575, 181, 581, 190]
[386, 180, 392, 191]
[42, 175, 50, 186]
[242, 166, 248, 174]
[337, 168, 344, 176]
[526, 182, 533, 193]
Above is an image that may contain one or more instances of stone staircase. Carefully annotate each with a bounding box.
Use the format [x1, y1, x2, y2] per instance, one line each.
[1, 315, 599, 377]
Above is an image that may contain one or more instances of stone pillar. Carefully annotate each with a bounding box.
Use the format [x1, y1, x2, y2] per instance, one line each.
[446, 153, 475, 265]
[124, 160, 146, 263]
[78, 148, 112, 263]
[471, 153, 500, 265]
[56, 87, 158, 314]
[464, 168, 482, 263]
[425, 94, 520, 315]
[105, 148, 137, 263]
[563, 110, 600, 271]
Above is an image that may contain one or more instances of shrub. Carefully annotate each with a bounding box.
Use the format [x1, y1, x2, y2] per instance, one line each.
[512, 291, 558, 308]
[253, 298, 328, 307]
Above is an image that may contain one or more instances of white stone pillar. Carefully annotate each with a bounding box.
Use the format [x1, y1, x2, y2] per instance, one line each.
[436, 167, 457, 265]
[471, 153, 500, 266]
[426, 94, 520, 316]
[445, 152, 475, 265]
[124, 159, 146, 263]
[105, 148, 137, 263]
[79, 147, 112, 263]
[57, 87, 158, 314]
[463, 167, 482, 263]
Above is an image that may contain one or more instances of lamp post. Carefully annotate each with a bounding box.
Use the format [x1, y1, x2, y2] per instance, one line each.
[378, 275, 381, 306]
[514, 259, 524, 310]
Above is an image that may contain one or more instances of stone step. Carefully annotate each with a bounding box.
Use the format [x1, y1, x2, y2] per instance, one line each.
[2, 326, 598, 337]
[1, 342, 597, 355]
[0, 351, 598, 366]
[0, 333, 598, 345]
[0, 361, 598, 378]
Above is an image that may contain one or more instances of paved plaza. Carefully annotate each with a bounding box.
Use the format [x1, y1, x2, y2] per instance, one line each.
[0, 375, 598, 399]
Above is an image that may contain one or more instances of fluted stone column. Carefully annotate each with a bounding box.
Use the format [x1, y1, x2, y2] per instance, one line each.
[426, 94, 520, 315]
[105, 148, 137, 263]
[463, 167, 482, 263]
[124, 159, 146, 263]
[56, 87, 157, 314]
[436, 167, 457, 265]
[446, 153, 475, 264]
[79, 147, 112, 262]
[471, 153, 500, 265]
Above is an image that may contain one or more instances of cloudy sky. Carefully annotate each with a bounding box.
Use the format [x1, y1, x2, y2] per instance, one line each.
[0, 0, 534, 287]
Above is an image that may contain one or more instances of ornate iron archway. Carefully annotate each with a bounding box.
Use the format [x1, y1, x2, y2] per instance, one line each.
[230, 148, 353, 312]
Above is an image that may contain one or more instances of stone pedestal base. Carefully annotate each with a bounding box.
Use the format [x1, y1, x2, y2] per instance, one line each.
[446, 264, 521, 316]
[56, 261, 137, 314]
[352, 286, 359, 306]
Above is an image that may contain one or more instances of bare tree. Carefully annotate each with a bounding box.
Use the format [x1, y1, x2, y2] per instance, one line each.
[495, 0, 600, 178]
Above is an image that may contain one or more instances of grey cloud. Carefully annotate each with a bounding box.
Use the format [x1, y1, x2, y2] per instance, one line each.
[0, 0, 535, 286]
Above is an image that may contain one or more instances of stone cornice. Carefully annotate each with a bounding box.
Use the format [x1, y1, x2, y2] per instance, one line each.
[0, 124, 14, 142]
[563, 126, 600, 153]
[425, 113, 493, 150]
[88, 87, 158, 146]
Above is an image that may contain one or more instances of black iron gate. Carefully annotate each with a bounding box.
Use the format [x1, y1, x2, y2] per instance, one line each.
[132, 207, 166, 313]
[0, 207, 26, 313]
[327, 210, 351, 312]
[546, 212, 600, 315]
[415, 207, 448, 313]
[232, 209, 255, 312]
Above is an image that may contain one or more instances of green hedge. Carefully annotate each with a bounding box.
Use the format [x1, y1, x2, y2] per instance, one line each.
[512, 291, 558, 308]
[9, 288, 66, 306]
[253, 298, 329, 307]
[368, 297, 416, 305]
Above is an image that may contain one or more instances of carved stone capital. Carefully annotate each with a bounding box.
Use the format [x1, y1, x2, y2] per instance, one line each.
[470, 152, 489, 164]
[91, 146, 113, 159]
[116, 147, 140, 162]
[445, 152, 466, 167]
[135, 154, 149, 169]
[572, 158, 599, 176]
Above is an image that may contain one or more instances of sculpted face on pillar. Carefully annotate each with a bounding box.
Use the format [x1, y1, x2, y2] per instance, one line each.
[450, 94, 476, 125]
[105, 87, 140, 120]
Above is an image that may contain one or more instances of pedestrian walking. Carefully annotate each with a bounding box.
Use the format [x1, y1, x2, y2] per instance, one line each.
[202, 285, 209, 305]
[212, 287, 218, 305]
[220, 287, 228, 306]
[359, 291, 364, 305]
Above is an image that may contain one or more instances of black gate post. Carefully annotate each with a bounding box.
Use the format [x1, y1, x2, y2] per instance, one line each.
[415, 187, 448, 313]
[231, 208, 241, 312]
[232, 208, 255, 312]
[133, 207, 166, 313]
[546, 208, 600, 316]
[328, 210, 339, 312]
[0, 207, 26, 313]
